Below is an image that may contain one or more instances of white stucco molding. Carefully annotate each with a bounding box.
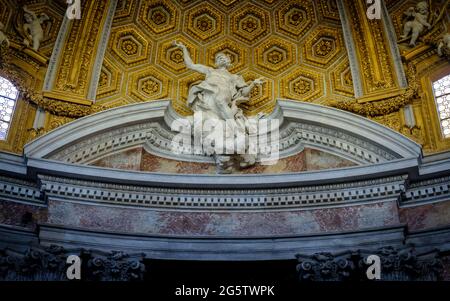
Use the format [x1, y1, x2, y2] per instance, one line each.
[25, 156, 418, 189]
[277, 100, 422, 160]
[24, 100, 171, 159]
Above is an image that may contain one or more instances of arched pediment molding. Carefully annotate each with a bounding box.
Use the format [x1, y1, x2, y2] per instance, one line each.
[24, 99, 422, 165]
[21, 99, 423, 189]
[276, 100, 422, 161]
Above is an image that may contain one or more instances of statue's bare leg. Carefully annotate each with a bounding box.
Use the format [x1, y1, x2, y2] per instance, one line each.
[401, 23, 411, 39]
[33, 37, 40, 51]
[410, 30, 420, 46]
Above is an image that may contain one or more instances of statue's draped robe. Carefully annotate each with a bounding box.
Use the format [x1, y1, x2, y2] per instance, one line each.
[187, 68, 248, 121]
[186, 67, 252, 156]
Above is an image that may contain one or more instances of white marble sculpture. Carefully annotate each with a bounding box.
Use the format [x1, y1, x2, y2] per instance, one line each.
[0, 22, 10, 50]
[438, 33, 450, 57]
[22, 6, 49, 51]
[173, 41, 265, 173]
[400, 1, 431, 47]
[0, 22, 9, 67]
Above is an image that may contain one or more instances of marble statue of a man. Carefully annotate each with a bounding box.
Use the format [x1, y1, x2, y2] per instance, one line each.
[173, 41, 264, 173]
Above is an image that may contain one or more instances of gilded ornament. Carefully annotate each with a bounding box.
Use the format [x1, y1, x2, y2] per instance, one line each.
[328, 63, 419, 117]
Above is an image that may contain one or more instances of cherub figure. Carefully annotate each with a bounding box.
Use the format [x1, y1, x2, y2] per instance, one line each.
[22, 6, 49, 51]
[0, 22, 10, 67]
[0, 22, 10, 50]
[400, 1, 432, 47]
[438, 33, 450, 57]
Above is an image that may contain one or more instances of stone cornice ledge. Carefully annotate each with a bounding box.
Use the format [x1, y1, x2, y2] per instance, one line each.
[37, 224, 407, 260]
[0, 152, 28, 177]
[419, 155, 450, 177]
[27, 156, 419, 189]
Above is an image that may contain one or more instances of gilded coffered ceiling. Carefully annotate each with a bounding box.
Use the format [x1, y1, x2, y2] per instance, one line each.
[96, 0, 352, 115]
[0, 0, 448, 156]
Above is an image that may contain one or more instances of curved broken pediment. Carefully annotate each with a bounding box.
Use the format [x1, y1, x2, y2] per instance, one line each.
[21, 99, 423, 189]
[24, 99, 421, 166]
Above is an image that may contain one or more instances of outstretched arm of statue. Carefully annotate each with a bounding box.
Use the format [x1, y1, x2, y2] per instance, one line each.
[239, 78, 265, 98]
[23, 5, 37, 20]
[38, 13, 50, 24]
[172, 41, 210, 75]
[418, 15, 432, 29]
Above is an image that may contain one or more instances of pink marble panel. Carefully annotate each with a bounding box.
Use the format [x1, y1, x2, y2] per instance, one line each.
[92, 148, 142, 170]
[0, 200, 48, 230]
[47, 200, 400, 237]
[441, 256, 450, 281]
[399, 201, 450, 231]
[305, 148, 357, 170]
[90, 148, 356, 175]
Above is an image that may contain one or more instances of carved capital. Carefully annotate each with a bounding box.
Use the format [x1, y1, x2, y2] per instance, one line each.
[296, 246, 444, 281]
[0, 245, 146, 281]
